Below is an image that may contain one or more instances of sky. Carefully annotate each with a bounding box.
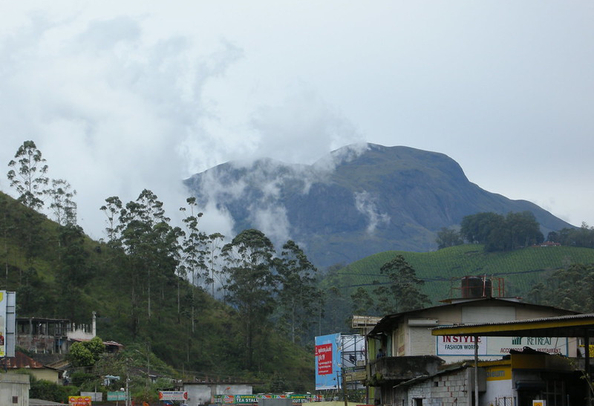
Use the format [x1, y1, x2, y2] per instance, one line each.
[1, 1, 593, 241]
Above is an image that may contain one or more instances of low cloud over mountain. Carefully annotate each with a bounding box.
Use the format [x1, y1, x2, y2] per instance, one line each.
[184, 144, 572, 268]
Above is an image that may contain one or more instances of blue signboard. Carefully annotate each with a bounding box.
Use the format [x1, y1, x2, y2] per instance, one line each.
[315, 333, 341, 390]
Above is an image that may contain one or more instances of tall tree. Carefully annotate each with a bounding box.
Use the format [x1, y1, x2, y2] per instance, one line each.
[179, 197, 209, 331]
[48, 179, 77, 226]
[527, 263, 594, 312]
[276, 240, 321, 344]
[221, 229, 277, 370]
[7, 140, 49, 211]
[101, 190, 179, 337]
[56, 224, 93, 321]
[373, 255, 430, 313]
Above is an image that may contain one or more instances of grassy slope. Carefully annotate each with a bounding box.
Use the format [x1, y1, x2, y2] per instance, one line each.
[329, 244, 594, 303]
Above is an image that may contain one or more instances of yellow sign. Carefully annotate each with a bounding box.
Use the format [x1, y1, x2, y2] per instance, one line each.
[485, 366, 511, 381]
[532, 401, 545, 406]
[69, 396, 92, 406]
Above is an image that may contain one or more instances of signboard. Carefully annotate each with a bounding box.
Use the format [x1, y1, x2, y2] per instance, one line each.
[213, 394, 320, 404]
[485, 366, 511, 381]
[69, 396, 92, 406]
[81, 392, 102, 401]
[315, 333, 341, 390]
[315, 343, 333, 375]
[0, 291, 16, 358]
[437, 335, 568, 357]
[107, 391, 127, 401]
[159, 391, 188, 401]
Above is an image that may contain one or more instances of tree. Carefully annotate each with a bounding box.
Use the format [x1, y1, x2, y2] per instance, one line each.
[69, 336, 105, 367]
[460, 212, 505, 245]
[48, 179, 77, 226]
[276, 240, 321, 344]
[7, 140, 49, 210]
[528, 263, 594, 312]
[100, 190, 180, 337]
[505, 211, 543, 249]
[460, 211, 543, 252]
[350, 287, 376, 315]
[179, 197, 209, 330]
[221, 229, 277, 370]
[56, 224, 93, 320]
[373, 255, 430, 313]
[435, 227, 463, 249]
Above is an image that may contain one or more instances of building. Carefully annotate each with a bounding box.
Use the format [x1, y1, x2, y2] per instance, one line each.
[364, 277, 581, 406]
[0, 352, 60, 384]
[0, 373, 29, 406]
[16, 312, 97, 354]
[182, 382, 254, 406]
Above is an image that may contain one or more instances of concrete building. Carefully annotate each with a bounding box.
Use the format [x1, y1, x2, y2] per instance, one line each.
[364, 277, 581, 406]
[182, 382, 254, 406]
[0, 373, 29, 406]
[16, 312, 97, 354]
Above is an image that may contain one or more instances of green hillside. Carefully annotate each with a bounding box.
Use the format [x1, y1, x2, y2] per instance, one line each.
[0, 191, 314, 398]
[325, 244, 594, 303]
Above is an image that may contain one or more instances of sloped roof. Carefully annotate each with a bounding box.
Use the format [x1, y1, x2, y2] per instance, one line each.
[2, 352, 45, 369]
[368, 297, 580, 337]
[432, 313, 594, 338]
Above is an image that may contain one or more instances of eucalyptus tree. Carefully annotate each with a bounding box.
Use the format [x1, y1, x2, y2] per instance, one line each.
[179, 197, 209, 331]
[221, 229, 278, 370]
[373, 254, 430, 314]
[276, 240, 321, 344]
[101, 190, 180, 337]
[207, 232, 225, 297]
[56, 223, 93, 321]
[7, 140, 49, 211]
[48, 179, 77, 226]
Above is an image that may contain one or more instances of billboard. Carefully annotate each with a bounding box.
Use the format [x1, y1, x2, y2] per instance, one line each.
[159, 391, 189, 401]
[436, 335, 568, 356]
[315, 333, 341, 390]
[0, 291, 16, 358]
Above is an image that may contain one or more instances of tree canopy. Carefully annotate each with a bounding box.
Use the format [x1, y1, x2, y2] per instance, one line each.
[460, 211, 544, 252]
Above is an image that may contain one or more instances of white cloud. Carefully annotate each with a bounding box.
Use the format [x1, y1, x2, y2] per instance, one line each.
[1, 0, 593, 240]
[354, 191, 391, 234]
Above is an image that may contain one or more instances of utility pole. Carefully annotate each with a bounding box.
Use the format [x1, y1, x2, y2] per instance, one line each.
[125, 375, 130, 406]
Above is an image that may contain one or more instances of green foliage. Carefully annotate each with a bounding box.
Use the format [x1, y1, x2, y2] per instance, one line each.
[0, 188, 315, 394]
[68, 337, 106, 368]
[222, 229, 277, 371]
[69, 371, 98, 389]
[528, 263, 594, 312]
[373, 255, 430, 313]
[436, 227, 463, 250]
[7, 140, 49, 210]
[47, 178, 77, 226]
[460, 211, 544, 252]
[276, 240, 322, 344]
[25, 373, 76, 403]
[321, 244, 594, 330]
[69, 342, 95, 367]
[550, 223, 594, 249]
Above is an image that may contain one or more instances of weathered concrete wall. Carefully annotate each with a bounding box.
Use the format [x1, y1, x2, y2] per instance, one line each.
[0, 373, 29, 406]
[393, 368, 473, 406]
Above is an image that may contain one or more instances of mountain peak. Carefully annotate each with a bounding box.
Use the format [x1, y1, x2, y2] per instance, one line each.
[184, 144, 571, 267]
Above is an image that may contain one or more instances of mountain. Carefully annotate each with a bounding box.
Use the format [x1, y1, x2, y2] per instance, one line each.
[184, 143, 572, 268]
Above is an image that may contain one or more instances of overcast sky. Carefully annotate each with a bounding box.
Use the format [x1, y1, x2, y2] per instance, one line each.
[1, 1, 592, 240]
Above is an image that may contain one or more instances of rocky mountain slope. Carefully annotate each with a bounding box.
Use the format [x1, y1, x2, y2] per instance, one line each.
[184, 144, 572, 268]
